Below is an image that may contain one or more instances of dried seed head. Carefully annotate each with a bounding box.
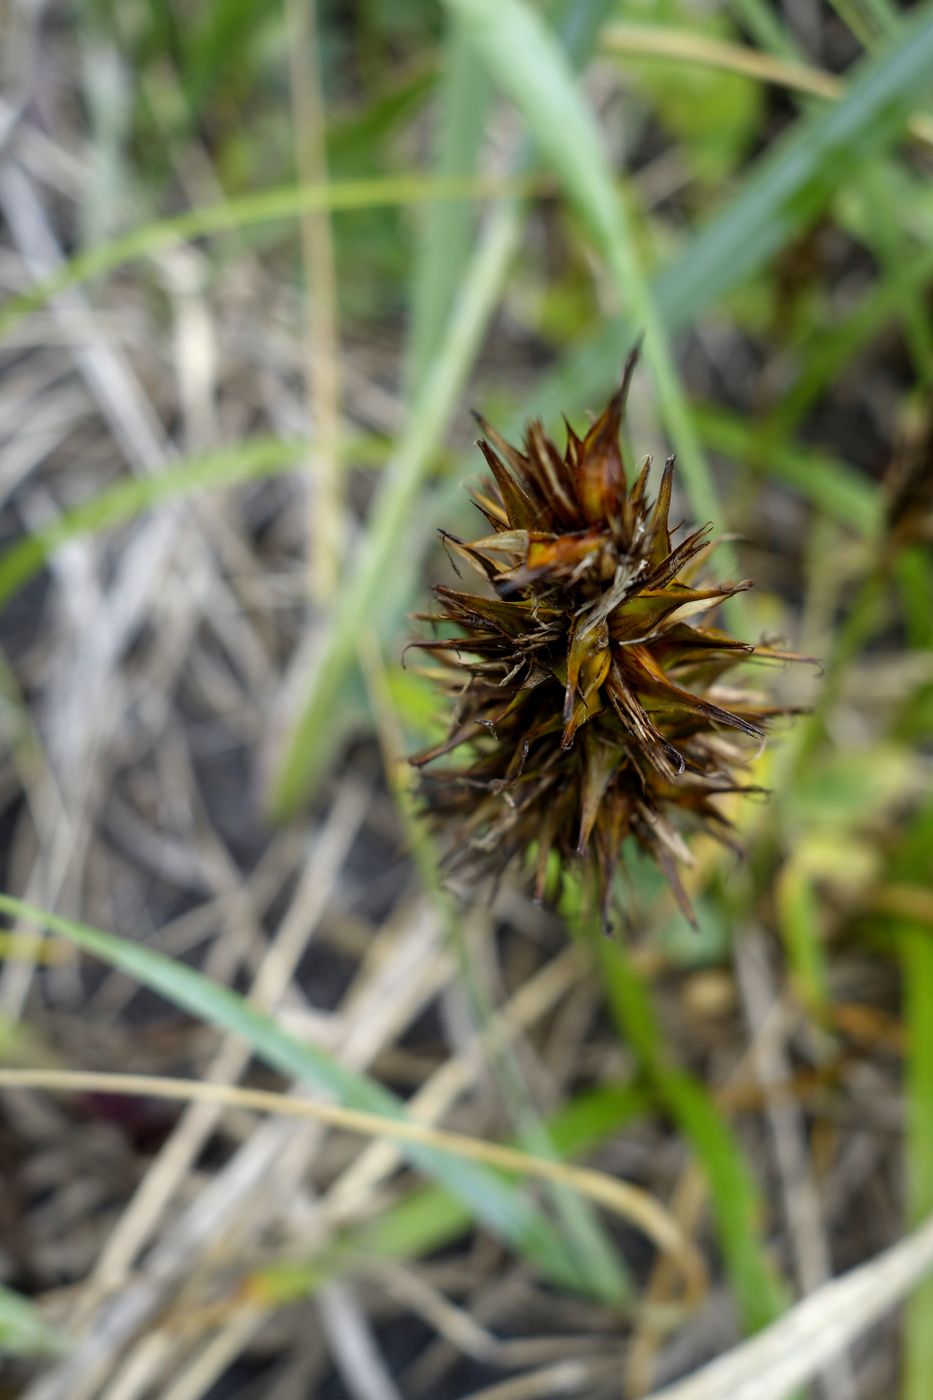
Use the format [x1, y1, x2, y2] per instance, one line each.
[410, 352, 802, 927]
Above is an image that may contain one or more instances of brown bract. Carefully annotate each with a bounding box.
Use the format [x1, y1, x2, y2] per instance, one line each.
[409, 352, 801, 927]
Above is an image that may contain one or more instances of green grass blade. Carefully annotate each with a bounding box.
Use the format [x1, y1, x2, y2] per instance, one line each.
[904, 925, 933, 1397]
[520, 5, 933, 427]
[898, 803, 933, 1397]
[728, 0, 801, 59]
[329, 69, 437, 165]
[181, 0, 277, 117]
[0, 434, 394, 618]
[351, 1083, 648, 1268]
[271, 200, 522, 814]
[405, 21, 492, 394]
[0, 439, 302, 612]
[446, 0, 725, 550]
[0, 893, 600, 1295]
[657, 2, 933, 318]
[250, 1080, 650, 1304]
[597, 936, 787, 1333]
[0, 172, 522, 341]
[896, 548, 933, 651]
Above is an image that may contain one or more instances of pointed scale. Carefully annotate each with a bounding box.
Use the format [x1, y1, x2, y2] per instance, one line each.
[475, 440, 541, 531]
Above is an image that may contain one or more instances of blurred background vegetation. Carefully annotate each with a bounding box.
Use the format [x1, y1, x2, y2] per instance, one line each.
[0, 0, 931, 1396]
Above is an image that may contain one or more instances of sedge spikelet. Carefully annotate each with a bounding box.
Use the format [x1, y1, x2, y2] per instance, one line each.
[410, 352, 802, 927]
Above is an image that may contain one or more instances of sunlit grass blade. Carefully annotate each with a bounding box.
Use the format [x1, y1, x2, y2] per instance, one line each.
[0, 893, 606, 1296]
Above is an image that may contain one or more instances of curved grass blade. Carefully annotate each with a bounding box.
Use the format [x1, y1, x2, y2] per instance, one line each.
[0, 893, 610, 1297]
[256, 1081, 651, 1299]
[0, 172, 528, 341]
[0, 434, 385, 617]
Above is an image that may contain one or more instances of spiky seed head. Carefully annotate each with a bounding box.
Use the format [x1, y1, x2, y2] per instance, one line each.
[409, 352, 801, 927]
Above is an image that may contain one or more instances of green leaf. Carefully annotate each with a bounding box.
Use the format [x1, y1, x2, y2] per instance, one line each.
[0, 893, 605, 1298]
[271, 201, 523, 813]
